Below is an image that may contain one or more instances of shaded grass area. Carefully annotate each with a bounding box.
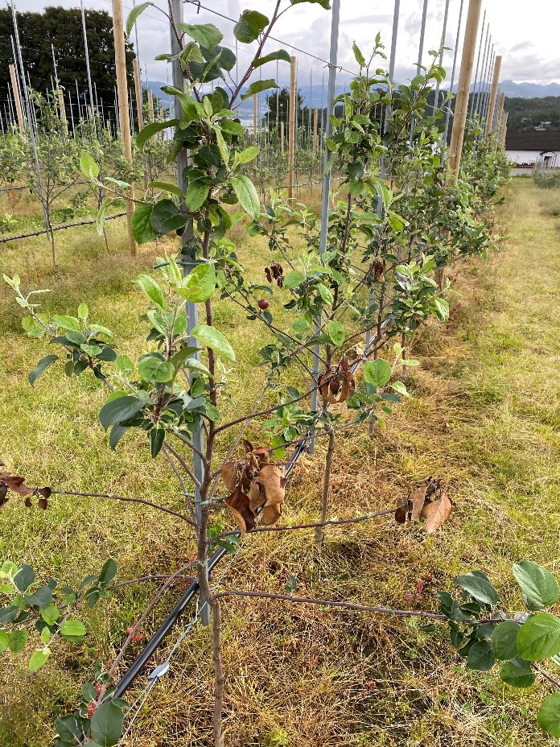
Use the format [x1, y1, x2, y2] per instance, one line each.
[1, 179, 560, 745]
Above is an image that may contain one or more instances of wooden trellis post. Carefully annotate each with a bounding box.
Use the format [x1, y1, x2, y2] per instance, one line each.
[9, 65, 25, 137]
[287, 55, 296, 198]
[147, 89, 154, 123]
[447, 0, 482, 184]
[58, 90, 68, 138]
[494, 91, 505, 149]
[484, 54, 502, 137]
[112, 0, 138, 257]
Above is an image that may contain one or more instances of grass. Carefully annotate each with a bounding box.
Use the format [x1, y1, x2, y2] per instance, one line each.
[1, 178, 560, 745]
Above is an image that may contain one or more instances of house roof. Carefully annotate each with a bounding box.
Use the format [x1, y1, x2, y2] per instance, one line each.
[505, 131, 560, 151]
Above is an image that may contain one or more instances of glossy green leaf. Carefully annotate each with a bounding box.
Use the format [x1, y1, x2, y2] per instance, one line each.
[363, 359, 391, 388]
[538, 692, 560, 736]
[79, 150, 99, 180]
[284, 270, 305, 289]
[499, 658, 535, 688]
[8, 629, 28, 653]
[14, 564, 35, 592]
[236, 146, 259, 164]
[137, 355, 175, 383]
[516, 613, 560, 661]
[179, 22, 223, 49]
[230, 175, 260, 218]
[150, 428, 165, 457]
[513, 561, 560, 610]
[491, 621, 520, 660]
[29, 647, 51, 673]
[252, 49, 291, 68]
[125, 2, 153, 36]
[136, 120, 179, 151]
[454, 572, 499, 606]
[29, 354, 58, 386]
[327, 320, 345, 347]
[241, 79, 278, 101]
[134, 274, 166, 310]
[90, 700, 125, 747]
[185, 181, 210, 212]
[191, 324, 236, 361]
[234, 10, 269, 43]
[60, 619, 86, 639]
[466, 639, 495, 671]
[99, 396, 146, 430]
[176, 264, 216, 303]
[0, 631, 8, 654]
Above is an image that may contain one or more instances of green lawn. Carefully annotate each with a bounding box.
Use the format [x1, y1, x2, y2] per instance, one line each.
[1, 178, 560, 746]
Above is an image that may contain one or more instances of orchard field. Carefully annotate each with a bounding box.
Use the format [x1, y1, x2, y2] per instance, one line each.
[2, 1, 560, 746]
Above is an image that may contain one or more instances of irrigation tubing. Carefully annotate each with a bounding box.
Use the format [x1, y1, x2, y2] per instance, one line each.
[0, 212, 126, 244]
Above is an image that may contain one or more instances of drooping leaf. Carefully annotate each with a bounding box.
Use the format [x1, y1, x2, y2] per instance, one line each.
[512, 561, 560, 610]
[125, 2, 153, 36]
[147, 181, 184, 198]
[241, 79, 278, 101]
[79, 150, 99, 180]
[29, 647, 51, 673]
[466, 639, 495, 671]
[185, 181, 210, 212]
[90, 700, 125, 747]
[150, 428, 165, 458]
[327, 320, 345, 347]
[191, 324, 236, 361]
[150, 199, 189, 235]
[8, 629, 28, 653]
[29, 355, 58, 386]
[234, 10, 269, 43]
[363, 359, 391, 388]
[134, 274, 166, 310]
[230, 175, 260, 218]
[99, 396, 146, 431]
[499, 658, 535, 688]
[290, 0, 331, 8]
[454, 572, 499, 606]
[99, 558, 117, 585]
[516, 613, 560, 661]
[131, 204, 157, 244]
[14, 564, 35, 592]
[491, 621, 520, 660]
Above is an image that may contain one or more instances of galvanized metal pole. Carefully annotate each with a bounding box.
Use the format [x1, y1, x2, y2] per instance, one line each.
[416, 0, 429, 74]
[433, 0, 451, 112]
[468, 9, 485, 118]
[80, 0, 97, 136]
[309, 0, 340, 427]
[169, 0, 210, 627]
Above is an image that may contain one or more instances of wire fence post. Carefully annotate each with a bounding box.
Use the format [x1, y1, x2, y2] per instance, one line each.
[169, 0, 210, 627]
[442, 0, 465, 154]
[309, 0, 340, 442]
[287, 55, 296, 199]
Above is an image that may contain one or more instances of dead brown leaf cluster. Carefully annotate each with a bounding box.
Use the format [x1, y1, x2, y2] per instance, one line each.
[0, 460, 51, 509]
[221, 441, 286, 534]
[395, 477, 452, 533]
[318, 356, 356, 404]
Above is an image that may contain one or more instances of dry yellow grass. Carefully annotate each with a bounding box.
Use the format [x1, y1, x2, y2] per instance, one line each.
[1, 179, 560, 746]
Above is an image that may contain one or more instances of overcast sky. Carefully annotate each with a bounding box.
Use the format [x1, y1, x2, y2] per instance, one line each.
[16, 0, 560, 89]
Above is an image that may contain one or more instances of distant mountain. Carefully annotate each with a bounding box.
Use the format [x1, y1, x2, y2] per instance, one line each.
[446, 80, 560, 98]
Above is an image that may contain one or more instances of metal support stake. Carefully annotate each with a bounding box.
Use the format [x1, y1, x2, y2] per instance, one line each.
[433, 0, 451, 113]
[80, 0, 97, 136]
[170, 0, 210, 627]
[442, 0, 465, 153]
[309, 0, 340, 441]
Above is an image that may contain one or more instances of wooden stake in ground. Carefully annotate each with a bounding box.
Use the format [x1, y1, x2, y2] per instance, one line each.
[147, 89, 154, 123]
[484, 55, 502, 137]
[253, 93, 258, 144]
[287, 55, 296, 199]
[447, 0, 483, 184]
[58, 90, 68, 138]
[112, 0, 137, 257]
[9, 65, 25, 137]
[313, 107, 318, 156]
[493, 91, 505, 149]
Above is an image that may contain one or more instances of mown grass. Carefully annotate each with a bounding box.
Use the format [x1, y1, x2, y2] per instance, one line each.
[1, 179, 560, 746]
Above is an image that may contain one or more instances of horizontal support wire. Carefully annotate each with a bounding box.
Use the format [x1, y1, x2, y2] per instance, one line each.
[0, 212, 126, 244]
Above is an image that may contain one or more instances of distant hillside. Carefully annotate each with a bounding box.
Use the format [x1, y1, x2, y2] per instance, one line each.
[504, 96, 560, 131]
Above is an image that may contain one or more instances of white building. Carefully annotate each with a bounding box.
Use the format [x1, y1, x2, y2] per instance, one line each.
[505, 131, 560, 168]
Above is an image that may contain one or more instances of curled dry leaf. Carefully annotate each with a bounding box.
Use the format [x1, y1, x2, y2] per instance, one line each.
[258, 464, 286, 525]
[0, 464, 51, 509]
[225, 486, 256, 535]
[421, 490, 453, 533]
[411, 485, 428, 522]
[318, 357, 356, 405]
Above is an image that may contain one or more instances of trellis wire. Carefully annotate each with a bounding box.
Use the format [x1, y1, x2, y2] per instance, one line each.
[0, 212, 126, 244]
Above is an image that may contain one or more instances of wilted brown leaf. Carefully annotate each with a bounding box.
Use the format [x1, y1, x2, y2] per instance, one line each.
[225, 486, 256, 535]
[411, 485, 427, 522]
[259, 464, 286, 525]
[220, 461, 238, 493]
[421, 491, 452, 533]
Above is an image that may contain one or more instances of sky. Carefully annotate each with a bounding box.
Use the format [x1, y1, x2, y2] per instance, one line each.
[15, 0, 560, 91]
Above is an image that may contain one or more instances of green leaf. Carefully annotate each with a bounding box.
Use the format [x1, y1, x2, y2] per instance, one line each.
[513, 561, 560, 610]
[290, 0, 331, 8]
[491, 621, 520, 660]
[221, 120, 244, 135]
[99, 396, 146, 430]
[184, 358, 212, 377]
[8, 629, 28, 653]
[185, 181, 210, 212]
[78, 303, 88, 321]
[80, 150, 99, 180]
[454, 572, 499, 606]
[29, 354, 58, 387]
[134, 274, 166, 310]
[466, 640, 495, 671]
[191, 324, 236, 361]
[115, 354, 134, 378]
[90, 700, 125, 747]
[99, 558, 117, 585]
[52, 315, 81, 331]
[363, 359, 391, 388]
[230, 175, 260, 218]
[29, 647, 51, 673]
[14, 564, 35, 592]
[180, 41, 206, 64]
[252, 49, 291, 68]
[215, 128, 229, 165]
[317, 283, 333, 305]
[241, 79, 278, 101]
[352, 42, 366, 67]
[137, 355, 175, 383]
[516, 613, 560, 661]
[60, 619, 86, 640]
[0, 631, 8, 654]
[499, 658, 535, 688]
[147, 181, 184, 198]
[284, 270, 305, 289]
[538, 693, 560, 737]
[109, 424, 128, 451]
[176, 264, 216, 303]
[131, 204, 157, 244]
[40, 603, 60, 626]
[236, 146, 259, 164]
[125, 2, 153, 35]
[234, 10, 269, 43]
[327, 320, 345, 347]
[433, 296, 449, 322]
[136, 120, 179, 151]
[170, 346, 201, 369]
[150, 199, 189, 235]
[24, 586, 52, 608]
[40, 626, 51, 645]
[150, 428, 165, 458]
[179, 22, 223, 49]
